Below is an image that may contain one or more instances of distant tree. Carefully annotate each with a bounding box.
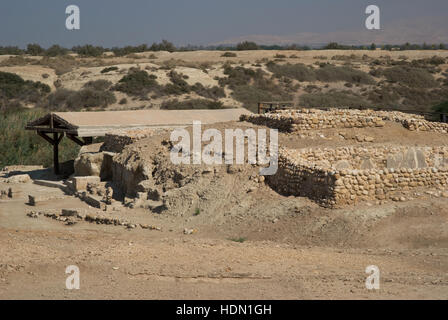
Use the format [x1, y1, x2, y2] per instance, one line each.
[72, 44, 105, 57]
[370, 43, 377, 50]
[324, 42, 342, 50]
[440, 43, 446, 50]
[0, 46, 24, 55]
[149, 40, 176, 52]
[26, 43, 45, 56]
[45, 45, 68, 57]
[236, 41, 259, 51]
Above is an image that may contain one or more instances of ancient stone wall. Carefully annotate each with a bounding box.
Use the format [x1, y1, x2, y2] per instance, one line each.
[101, 128, 167, 153]
[268, 146, 448, 207]
[240, 108, 446, 133]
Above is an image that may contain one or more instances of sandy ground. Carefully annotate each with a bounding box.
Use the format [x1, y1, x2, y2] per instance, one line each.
[1, 121, 448, 300]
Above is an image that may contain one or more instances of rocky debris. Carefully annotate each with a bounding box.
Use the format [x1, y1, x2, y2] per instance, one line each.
[103, 186, 114, 205]
[5, 174, 31, 184]
[61, 209, 81, 217]
[183, 228, 197, 235]
[28, 195, 37, 206]
[26, 208, 161, 231]
[403, 119, 448, 134]
[71, 176, 101, 192]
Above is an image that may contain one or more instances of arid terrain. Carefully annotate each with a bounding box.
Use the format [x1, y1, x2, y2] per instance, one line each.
[1, 50, 448, 300]
[1, 117, 448, 299]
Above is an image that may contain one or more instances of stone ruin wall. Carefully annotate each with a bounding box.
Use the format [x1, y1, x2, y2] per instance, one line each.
[269, 146, 448, 208]
[240, 108, 448, 134]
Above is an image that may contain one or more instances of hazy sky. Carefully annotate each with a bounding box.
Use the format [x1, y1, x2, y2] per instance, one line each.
[0, 0, 447, 47]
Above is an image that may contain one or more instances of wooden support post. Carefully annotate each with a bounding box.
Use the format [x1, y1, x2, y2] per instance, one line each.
[258, 102, 262, 114]
[53, 133, 60, 175]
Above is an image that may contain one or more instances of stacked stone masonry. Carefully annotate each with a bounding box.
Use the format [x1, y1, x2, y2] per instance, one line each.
[269, 146, 448, 208]
[240, 108, 447, 133]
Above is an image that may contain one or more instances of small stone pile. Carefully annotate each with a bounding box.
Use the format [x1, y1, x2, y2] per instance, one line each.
[402, 119, 448, 134]
[268, 146, 448, 207]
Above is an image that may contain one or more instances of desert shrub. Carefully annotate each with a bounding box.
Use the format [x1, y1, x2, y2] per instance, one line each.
[72, 45, 105, 57]
[300, 91, 372, 109]
[83, 79, 113, 91]
[45, 45, 69, 57]
[314, 65, 375, 84]
[113, 70, 159, 96]
[0, 55, 34, 67]
[149, 40, 176, 52]
[0, 109, 80, 169]
[160, 99, 226, 110]
[26, 44, 45, 56]
[119, 98, 128, 105]
[221, 52, 237, 57]
[367, 86, 401, 107]
[411, 56, 446, 66]
[236, 41, 259, 51]
[35, 55, 77, 75]
[274, 54, 287, 58]
[267, 62, 316, 82]
[46, 88, 116, 111]
[191, 83, 226, 100]
[383, 66, 438, 88]
[433, 101, 448, 113]
[163, 71, 191, 95]
[0, 46, 24, 55]
[0, 72, 50, 112]
[100, 66, 119, 73]
[219, 65, 266, 87]
[219, 65, 292, 112]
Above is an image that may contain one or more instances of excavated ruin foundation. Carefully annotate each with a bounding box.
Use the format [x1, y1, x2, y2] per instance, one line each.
[269, 146, 448, 207]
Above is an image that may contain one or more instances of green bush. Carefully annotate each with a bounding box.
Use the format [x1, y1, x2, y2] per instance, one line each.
[236, 41, 259, 51]
[300, 91, 372, 109]
[83, 79, 113, 91]
[26, 44, 45, 56]
[267, 62, 316, 82]
[433, 101, 448, 113]
[383, 66, 438, 88]
[221, 52, 237, 57]
[46, 88, 116, 111]
[160, 99, 226, 110]
[45, 45, 69, 57]
[219, 65, 292, 112]
[100, 66, 119, 73]
[0, 109, 80, 169]
[72, 45, 105, 57]
[113, 70, 159, 96]
[0, 72, 50, 112]
[191, 83, 226, 100]
[315, 65, 375, 84]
